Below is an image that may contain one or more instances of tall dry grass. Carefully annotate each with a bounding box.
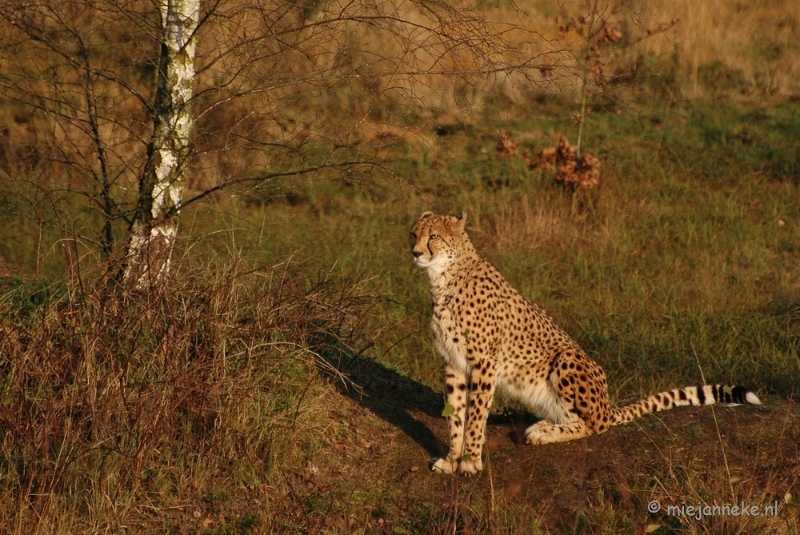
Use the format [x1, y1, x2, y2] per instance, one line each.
[623, 0, 800, 97]
[0, 257, 379, 533]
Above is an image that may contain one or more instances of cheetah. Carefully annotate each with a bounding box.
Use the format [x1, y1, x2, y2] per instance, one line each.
[410, 211, 761, 475]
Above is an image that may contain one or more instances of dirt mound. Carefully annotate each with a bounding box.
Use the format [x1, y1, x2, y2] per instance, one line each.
[273, 358, 799, 533]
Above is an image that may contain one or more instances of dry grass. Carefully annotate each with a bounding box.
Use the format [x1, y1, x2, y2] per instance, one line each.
[482, 193, 582, 253]
[1, 94, 799, 533]
[623, 0, 800, 97]
[467, 0, 800, 103]
[635, 404, 799, 535]
[0, 256, 380, 533]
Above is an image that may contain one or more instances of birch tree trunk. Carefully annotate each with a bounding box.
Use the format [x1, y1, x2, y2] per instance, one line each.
[123, 0, 199, 287]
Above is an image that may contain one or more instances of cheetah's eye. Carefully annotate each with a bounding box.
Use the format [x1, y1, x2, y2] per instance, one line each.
[410, 232, 417, 241]
[430, 233, 439, 240]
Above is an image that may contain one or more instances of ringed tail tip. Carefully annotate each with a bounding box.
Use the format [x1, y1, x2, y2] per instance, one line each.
[745, 391, 762, 405]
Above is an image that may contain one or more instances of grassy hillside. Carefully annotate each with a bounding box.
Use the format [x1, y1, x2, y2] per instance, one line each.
[1, 0, 800, 530]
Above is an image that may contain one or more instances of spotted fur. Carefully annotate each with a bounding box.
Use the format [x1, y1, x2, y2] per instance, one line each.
[411, 211, 761, 475]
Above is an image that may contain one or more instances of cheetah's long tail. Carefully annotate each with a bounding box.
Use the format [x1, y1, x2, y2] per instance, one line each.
[610, 385, 761, 426]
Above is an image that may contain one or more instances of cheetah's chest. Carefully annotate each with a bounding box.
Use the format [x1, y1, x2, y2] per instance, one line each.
[431, 303, 469, 373]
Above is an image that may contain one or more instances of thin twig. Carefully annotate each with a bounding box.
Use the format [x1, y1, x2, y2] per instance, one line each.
[691, 341, 735, 502]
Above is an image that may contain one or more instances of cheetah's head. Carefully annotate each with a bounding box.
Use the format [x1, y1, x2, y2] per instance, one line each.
[410, 211, 471, 276]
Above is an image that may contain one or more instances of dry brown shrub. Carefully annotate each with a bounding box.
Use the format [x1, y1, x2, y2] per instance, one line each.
[598, 23, 623, 44]
[496, 132, 518, 158]
[493, 128, 600, 189]
[526, 146, 556, 170]
[569, 151, 601, 189]
[522, 135, 600, 189]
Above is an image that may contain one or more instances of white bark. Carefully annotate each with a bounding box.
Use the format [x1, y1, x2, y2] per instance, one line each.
[123, 0, 199, 287]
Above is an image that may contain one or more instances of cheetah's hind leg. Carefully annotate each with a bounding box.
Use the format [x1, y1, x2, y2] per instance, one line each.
[525, 414, 590, 445]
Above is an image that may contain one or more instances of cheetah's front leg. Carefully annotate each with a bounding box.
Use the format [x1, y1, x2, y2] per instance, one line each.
[459, 359, 497, 474]
[433, 360, 497, 475]
[432, 364, 468, 474]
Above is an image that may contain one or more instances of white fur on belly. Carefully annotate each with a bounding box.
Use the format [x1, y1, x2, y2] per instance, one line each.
[497, 376, 572, 424]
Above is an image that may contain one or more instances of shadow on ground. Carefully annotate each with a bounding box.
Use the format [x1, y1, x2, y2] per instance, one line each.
[319, 352, 448, 458]
[317, 351, 540, 461]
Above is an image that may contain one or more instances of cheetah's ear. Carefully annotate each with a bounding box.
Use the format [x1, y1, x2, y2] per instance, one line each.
[454, 212, 467, 233]
[420, 211, 434, 219]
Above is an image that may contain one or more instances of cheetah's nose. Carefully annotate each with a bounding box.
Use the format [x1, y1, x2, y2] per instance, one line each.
[412, 250, 423, 258]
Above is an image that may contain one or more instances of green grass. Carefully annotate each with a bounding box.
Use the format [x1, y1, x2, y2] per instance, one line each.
[163, 96, 800, 398]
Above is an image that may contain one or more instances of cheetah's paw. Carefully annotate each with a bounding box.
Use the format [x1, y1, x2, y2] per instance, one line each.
[431, 457, 458, 474]
[457, 457, 483, 474]
[431, 457, 484, 474]
[524, 420, 553, 445]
